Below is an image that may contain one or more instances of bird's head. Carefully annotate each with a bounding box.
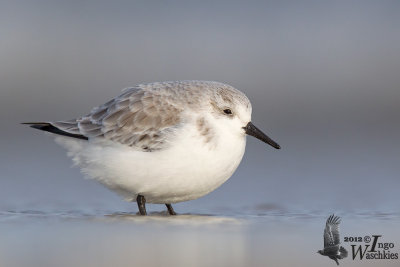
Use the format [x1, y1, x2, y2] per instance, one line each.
[317, 250, 323, 255]
[209, 82, 281, 149]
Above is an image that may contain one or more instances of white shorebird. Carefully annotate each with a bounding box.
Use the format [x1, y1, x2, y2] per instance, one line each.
[24, 81, 280, 215]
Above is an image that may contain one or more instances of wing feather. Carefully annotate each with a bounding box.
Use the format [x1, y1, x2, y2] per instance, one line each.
[51, 86, 184, 151]
[324, 214, 342, 248]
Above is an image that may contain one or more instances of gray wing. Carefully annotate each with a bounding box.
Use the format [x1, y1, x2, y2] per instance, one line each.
[52, 86, 183, 151]
[323, 214, 341, 248]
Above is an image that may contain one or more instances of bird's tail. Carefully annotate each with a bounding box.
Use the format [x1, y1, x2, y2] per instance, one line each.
[338, 246, 348, 259]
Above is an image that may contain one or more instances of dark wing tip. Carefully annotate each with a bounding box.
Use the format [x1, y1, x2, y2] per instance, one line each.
[327, 214, 341, 225]
[22, 122, 88, 140]
[22, 122, 50, 129]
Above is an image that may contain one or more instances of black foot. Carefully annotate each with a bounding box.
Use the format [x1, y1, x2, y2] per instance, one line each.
[165, 203, 176, 215]
[137, 195, 147, 215]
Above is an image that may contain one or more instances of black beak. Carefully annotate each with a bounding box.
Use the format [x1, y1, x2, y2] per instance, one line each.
[243, 122, 281, 149]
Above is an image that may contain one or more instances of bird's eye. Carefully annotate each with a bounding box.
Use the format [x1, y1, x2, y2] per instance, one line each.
[223, 109, 232, 115]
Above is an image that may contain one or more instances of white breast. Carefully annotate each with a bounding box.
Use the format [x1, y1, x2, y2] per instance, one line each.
[55, 117, 247, 204]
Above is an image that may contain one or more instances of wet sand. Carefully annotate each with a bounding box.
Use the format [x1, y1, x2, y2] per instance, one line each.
[1, 210, 399, 267]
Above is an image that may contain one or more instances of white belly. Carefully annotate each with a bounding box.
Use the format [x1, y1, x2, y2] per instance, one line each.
[55, 125, 247, 203]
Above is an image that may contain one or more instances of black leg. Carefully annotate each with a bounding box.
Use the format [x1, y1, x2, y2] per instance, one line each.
[165, 203, 176, 215]
[137, 195, 147, 215]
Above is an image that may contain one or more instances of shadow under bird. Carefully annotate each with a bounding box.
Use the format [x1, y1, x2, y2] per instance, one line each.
[23, 80, 280, 215]
[318, 214, 348, 265]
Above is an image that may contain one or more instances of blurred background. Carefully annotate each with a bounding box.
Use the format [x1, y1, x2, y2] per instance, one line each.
[1, 1, 400, 266]
[1, 0, 399, 213]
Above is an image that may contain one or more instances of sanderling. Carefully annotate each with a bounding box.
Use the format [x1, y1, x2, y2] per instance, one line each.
[24, 80, 280, 215]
